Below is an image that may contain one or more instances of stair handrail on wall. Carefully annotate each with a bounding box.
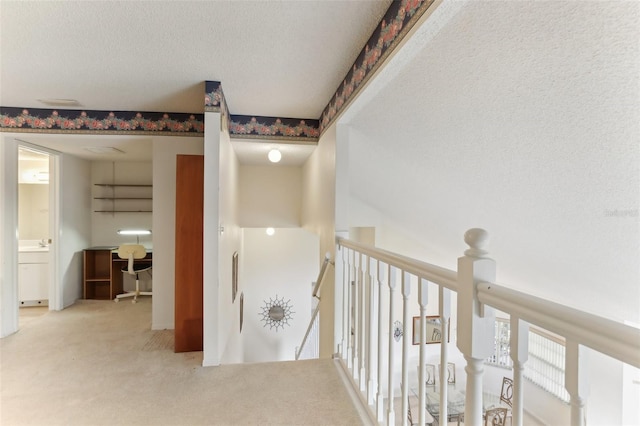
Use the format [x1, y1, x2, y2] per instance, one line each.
[334, 229, 640, 426]
[295, 254, 334, 360]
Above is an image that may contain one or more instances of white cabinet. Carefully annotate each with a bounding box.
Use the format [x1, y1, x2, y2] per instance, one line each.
[18, 250, 49, 306]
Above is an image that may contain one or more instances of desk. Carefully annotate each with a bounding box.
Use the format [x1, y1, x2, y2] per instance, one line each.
[83, 247, 152, 300]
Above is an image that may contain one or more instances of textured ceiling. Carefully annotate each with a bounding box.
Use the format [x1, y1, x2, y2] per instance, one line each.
[0, 0, 392, 119]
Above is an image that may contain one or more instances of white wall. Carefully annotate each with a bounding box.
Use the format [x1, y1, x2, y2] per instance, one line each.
[301, 124, 338, 358]
[217, 123, 242, 365]
[241, 227, 318, 363]
[345, 0, 640, 326]
[238, 165, 302, 227]
[1, 138, 19, 337]
[18, 184, 49, 240]
[203, 112, 221, 366]
[151, 136, 203, 330]
[91, 161, 153, 248]
[57, 153, 92, 308]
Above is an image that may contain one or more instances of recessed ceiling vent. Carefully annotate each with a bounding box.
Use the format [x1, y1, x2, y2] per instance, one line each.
[83, 146, 125, 155]
[37, 98, 82, 107]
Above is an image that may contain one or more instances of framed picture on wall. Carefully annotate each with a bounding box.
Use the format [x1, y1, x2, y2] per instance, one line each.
[412, 316, 449, 345]
[232, 251, 238, 302]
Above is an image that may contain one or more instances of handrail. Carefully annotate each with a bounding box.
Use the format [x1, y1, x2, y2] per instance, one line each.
[295, 255, 333, 360]
[295, 303, 321, 360]
[312, 253, 333, 299]
[336, 237, 458, 291]
[477, 281, 640, 369]
[334, 229, 640, 426]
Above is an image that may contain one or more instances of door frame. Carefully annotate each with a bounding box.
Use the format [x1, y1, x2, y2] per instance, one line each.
[2, 139, 62, 336]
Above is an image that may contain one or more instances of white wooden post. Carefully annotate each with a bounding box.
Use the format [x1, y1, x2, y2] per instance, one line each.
[417, 278, 429, 426]
[565, 340, 589, 426]
[376, 260, 386, 422]
[510, 316, 529, 426]
[457, 228, 496, 426]
[386, 266, 398, 426]
[439, 286, 451, 424]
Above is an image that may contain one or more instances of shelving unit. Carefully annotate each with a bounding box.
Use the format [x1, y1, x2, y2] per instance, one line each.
[83, 247, 118, 300]
[93, 184, 152, 213]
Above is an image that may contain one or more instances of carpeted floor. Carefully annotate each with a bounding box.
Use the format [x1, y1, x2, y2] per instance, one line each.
[1, 298, 367, 426]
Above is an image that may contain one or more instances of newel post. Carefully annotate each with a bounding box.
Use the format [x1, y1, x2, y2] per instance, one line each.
[457, 229, 496, 426]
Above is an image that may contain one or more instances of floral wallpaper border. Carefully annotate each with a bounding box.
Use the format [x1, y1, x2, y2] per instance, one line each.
[229, 115, 319, 141]
[205, 81, 319, 142]
[1, 1, 432, 141]
[0, 107, 204, 134]
[319, 0, 433, 133]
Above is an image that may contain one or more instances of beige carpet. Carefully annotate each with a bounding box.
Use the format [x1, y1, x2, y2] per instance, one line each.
[1, 298, 366, 426]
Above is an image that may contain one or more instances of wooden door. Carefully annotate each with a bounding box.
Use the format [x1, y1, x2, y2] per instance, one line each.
[174, 155, 204, 352]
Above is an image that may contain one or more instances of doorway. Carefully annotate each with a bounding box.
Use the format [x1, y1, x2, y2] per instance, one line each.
[16, 141, 60, 324]
[17, 146, 51, 308]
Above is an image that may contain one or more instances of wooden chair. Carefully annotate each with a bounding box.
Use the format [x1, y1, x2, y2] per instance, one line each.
[485, 407, 509, 426]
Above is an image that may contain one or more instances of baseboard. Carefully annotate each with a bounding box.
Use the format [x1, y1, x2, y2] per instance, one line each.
[333, 357, 377, 426]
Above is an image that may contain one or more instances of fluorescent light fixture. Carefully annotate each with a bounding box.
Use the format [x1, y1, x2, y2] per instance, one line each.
[267, 149, 282, 163]
[266, 227, 275, 236]
[84, 146, 125, 154]
[118, 229, 151, 244]
[117, 229, 151, 235]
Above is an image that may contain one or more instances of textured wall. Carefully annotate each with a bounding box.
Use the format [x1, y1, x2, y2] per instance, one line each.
[346, 0, 639, 324]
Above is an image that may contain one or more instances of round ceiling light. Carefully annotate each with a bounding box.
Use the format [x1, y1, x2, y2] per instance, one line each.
[266, 227, 275, 236]
[268, 149, 282, 163]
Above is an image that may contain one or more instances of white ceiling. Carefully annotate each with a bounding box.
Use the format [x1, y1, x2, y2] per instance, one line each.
[1, 0, 392, 164]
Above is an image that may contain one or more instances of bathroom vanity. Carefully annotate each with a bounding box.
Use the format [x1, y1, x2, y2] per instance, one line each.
[18, 242, 50, 306]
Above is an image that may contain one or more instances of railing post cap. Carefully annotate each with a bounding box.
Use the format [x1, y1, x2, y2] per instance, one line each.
[464, 228, 490, 258]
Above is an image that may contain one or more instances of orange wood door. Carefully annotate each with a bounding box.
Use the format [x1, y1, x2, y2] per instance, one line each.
[174, 155, 204, 352]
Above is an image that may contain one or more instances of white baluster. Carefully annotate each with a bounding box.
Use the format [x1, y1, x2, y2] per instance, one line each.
[359, 253, 368, 391]
[439, 286, 451, 424]
[457, 228, 496, 426]
[510, 316, 529, 426]
[376, 260, 386, 422]
[367, 256, 376, 405]
[565, 340, 589, 426]
[347, 248, 354, 370]
[386, 266, 397, 426]
[339, 242, 348, 359]
[401, 271, 411, 426]
[417, 278, 428, 426]
[353, 251, 361, 381]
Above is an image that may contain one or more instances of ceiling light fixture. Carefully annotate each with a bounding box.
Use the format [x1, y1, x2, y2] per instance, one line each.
[267, 149, 282, 163]
[266, 227, 275, 236]
[84, 146, 125, 154]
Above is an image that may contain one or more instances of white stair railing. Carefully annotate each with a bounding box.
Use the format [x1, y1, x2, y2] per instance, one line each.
[334, 229, 640, 426]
